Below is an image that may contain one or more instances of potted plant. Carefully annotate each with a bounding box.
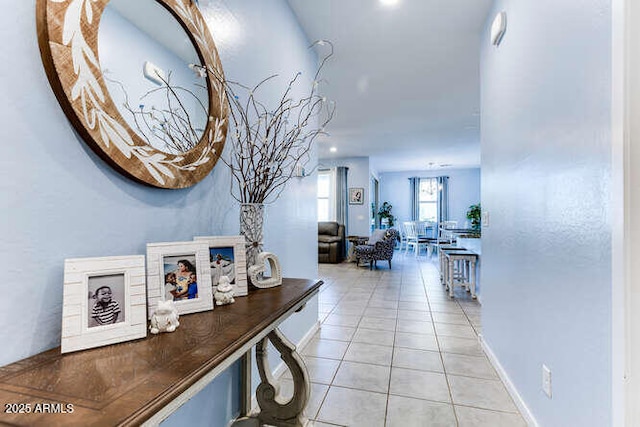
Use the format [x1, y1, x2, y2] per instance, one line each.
[377, 202, 396, 227]
[466, 203, 481, 231]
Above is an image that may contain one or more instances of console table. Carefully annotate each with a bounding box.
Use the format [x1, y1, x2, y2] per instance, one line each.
[0, 278, 322, 426]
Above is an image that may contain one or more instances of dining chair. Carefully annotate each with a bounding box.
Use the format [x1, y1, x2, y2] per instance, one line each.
[397, 223, 408, 251]
[431, 220, 459, 255]
[403, 221, 430, 257]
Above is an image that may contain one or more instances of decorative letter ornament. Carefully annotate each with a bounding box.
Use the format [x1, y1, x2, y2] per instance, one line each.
[247, 252, 282, 289]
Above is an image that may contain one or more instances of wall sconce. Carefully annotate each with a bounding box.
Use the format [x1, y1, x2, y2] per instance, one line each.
[293, 165, 307, 178]
[143, 61, 165, 85]
[490, 11, 507, 46]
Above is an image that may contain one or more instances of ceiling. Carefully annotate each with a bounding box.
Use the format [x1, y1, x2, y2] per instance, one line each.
[286, 0, 493, 173]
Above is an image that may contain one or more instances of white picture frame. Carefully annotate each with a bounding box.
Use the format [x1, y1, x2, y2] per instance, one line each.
[349, 187, 364, 205]
[61, 255, 147, 354]
[194, 235, 248, 297]
[146, 241, 213, 318]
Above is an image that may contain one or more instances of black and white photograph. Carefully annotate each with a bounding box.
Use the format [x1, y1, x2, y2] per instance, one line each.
[349, 187, 364, 204]
[61, 255, 147, 354]
[87, 274, 125, 328]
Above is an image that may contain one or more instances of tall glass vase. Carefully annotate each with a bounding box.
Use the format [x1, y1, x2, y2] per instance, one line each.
[240, 203, 264, 268]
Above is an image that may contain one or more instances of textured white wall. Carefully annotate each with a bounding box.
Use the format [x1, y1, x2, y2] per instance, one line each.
[625, 0, 640, 424]
[480, 1, 612, 425]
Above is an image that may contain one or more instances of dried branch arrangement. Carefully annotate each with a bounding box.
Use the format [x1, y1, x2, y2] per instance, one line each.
[111, 40, 334, 202]
[105, 74, 209, 154]
[205, 40, 335, 204]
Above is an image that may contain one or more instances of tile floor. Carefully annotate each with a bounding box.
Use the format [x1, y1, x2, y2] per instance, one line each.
[277, 252, 527, 427]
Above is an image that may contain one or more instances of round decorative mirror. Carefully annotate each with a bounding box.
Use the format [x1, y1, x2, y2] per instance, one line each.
[36, 0, 228, 189]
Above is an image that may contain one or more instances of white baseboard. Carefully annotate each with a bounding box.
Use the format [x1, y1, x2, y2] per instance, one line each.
[478, 334, 539, 427]
[250, 320, 321, 413]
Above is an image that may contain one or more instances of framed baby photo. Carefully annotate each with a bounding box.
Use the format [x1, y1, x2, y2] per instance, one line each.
[349, 187, 364, 205]
[61, 255, 147, 354]
[146, 241, 213, 318]
[194, 235, 248, 297]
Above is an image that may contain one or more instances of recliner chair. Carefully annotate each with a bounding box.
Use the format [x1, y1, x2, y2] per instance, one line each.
[318, 222, 345, 263]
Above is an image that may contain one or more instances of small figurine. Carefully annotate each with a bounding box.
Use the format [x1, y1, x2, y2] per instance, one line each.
[149, 300, 180, 334]
[214, 275, 235, 306]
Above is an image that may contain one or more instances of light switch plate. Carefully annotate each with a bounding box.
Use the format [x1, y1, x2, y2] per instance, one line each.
[482, 211, 490, 228]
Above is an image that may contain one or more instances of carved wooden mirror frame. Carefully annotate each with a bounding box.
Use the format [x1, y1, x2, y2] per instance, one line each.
[36, 0, 228, 189]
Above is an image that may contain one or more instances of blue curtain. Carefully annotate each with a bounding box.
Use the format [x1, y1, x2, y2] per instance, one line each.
[437, 176, 449, 224]
[409, 177, 420, 221]
[335, 166, 349, 240]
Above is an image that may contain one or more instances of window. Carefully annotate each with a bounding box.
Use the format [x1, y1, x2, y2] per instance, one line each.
[418, 178, 438, 221]
[317, 170, 335, 221]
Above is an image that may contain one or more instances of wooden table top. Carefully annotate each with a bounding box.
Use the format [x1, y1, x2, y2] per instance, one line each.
[0, 278, 322, 427]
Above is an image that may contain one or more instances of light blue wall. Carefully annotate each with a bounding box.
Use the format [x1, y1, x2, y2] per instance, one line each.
[480, 1, 611, 426]
[379, 168, 481, 227]
[319, 157, 371, 236]
[0, 1, 318, 426]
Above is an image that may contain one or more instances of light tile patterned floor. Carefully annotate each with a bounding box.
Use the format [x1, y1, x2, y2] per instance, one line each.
[278, 252, 527, 427]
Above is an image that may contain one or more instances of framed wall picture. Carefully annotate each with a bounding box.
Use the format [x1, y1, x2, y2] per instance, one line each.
[146, 241, 213, 318]
[36, 0, 228, 189]
[194, 235, 248, 297]
[61, 255, 147, 354]
[349, 187, 364, 205]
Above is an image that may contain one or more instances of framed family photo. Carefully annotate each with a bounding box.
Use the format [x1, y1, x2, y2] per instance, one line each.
[146, 241, 213, 317]
[61, 255, 147, 354]
[349, 187, 364, 205]
[194, 235, 248, 297]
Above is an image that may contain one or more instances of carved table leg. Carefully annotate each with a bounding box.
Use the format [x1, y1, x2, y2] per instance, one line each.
[255, 328, 310, 427]
[232, 328, 311, 427]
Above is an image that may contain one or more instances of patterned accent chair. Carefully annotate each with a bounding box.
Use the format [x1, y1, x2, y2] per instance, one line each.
[354, 228, 399, 270]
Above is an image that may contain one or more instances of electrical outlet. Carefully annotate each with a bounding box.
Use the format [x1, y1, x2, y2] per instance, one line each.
[542, 364, 552, 398]
[482, 211, 490, 228]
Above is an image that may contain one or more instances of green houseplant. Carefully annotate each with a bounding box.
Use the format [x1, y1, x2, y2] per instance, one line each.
[466, 203, 481, 231]
[377, 202, 396, 227]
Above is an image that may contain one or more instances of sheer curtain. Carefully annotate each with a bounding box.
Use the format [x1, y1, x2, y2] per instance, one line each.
[409, 176, 449, 224]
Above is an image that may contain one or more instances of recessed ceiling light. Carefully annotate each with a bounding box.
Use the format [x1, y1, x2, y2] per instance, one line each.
[330, 147, 337, 153]
[380, 0, 400, 7]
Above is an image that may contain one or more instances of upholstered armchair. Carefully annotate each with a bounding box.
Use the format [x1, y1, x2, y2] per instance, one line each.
[318, 221, 346, 263]
[355, 228, 399, 270]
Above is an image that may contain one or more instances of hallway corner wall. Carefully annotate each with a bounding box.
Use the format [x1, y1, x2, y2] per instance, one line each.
[480, 0, 613, 425]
